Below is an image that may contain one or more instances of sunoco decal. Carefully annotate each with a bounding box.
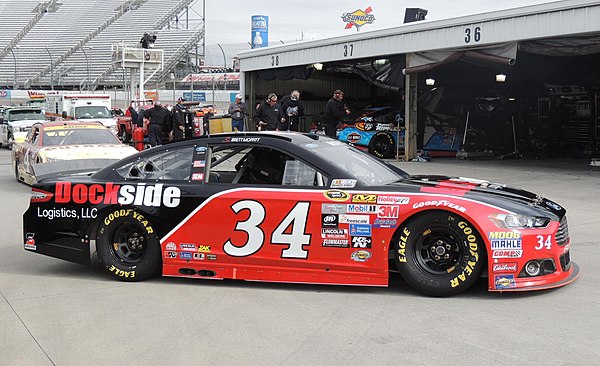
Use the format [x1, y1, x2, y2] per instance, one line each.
[494, 275, 516, 289]
[53, 182, 181, 207]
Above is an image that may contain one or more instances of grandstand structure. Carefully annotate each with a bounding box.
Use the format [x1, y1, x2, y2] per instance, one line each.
[0, 0, 205, 91]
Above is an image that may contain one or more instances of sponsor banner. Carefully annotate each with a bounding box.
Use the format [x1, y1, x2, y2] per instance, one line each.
[492, 250, 523, 259]
[339, 214, 370, 225]
[351, 250, 372, 262]
[373, 218, 397, 228]
[376, 195, 409, 205]
[377, 205, 399, 219]
[341, 7, 376, 31]
[322, 239, 349, 248]
[193, 253, 205, 260]
[321, 228, 348, 239]
[494, 275, 516, 289]
[490, 239, 522, 250]
[322, 214, 339, 227]
[180, 252, 192, 259]
[164, 251, 177, 258]
[492, 263, 518, 273]
[165, 242, 176, 250]
[346, 204, 377, 214]
[349, 224, 372, 236]
[180, 243, 197, 251]
[321, 203, 346, 214]
[251, 15, 269, 48]
[324, 190, 350, 202]
[330, 179, 357, 188]
[197, 245, 211, 253]
[412, 200, 466, 213]
[24, 233, 36, 250]
[351, 236, 372, 248]
[488, 231, 521, 239]
[351, 194, 377, 203]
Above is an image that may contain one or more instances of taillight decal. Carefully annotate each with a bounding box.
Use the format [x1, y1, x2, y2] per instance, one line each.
[31, 188, 54, 203]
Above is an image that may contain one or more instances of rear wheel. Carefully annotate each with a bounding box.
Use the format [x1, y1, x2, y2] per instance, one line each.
[368, 131, 395, 158]
[394, 211, 485, 296]
[96, 209, 161, 281]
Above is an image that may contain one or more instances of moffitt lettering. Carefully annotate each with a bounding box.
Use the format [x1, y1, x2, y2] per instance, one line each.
[54, 182, 181, 207]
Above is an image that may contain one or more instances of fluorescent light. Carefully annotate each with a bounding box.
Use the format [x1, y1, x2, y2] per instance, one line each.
[425, 78, 435, 86]
[496, 74, 506, 82]
[312, 63, 323, 71]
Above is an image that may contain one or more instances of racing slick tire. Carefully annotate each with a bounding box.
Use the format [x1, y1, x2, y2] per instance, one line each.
[368, 131, 395, 158]
[394, 211, 485, 297]
[96, 209, 161, 281]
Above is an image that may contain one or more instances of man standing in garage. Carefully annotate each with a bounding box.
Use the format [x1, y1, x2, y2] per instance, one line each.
[322, 89, 350, 138]
[253, 93, 284, 131]
[144, 101, 171, 146]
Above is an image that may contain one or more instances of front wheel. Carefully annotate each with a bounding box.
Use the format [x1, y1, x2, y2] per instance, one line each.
[96, 209, 161, 281]
[394, 211, 485, 296]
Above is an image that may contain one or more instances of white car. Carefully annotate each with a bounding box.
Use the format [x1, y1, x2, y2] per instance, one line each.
[0, 107, 47, 149]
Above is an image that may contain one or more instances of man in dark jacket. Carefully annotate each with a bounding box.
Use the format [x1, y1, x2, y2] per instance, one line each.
[279, 90, 304, 131]
[144, 101, 171, 146]
[171, 97, 187, 141]
[322, 89, 350, 138]
[253, 93, 284, 131]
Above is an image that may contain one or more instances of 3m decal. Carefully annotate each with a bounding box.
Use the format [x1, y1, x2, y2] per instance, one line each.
[377, 205, 399, 219]
[223, 200, 312, 259]
[55, 182, 181, 207]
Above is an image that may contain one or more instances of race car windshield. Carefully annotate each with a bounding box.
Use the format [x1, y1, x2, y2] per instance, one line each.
[8, 110, 45, 121]
[42, 128, 120, 146]
[75, 106, 111, 119]
[309, 139, 407, 185]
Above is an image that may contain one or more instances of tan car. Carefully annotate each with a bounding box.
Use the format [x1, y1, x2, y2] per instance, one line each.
[12, 121, 139, 185]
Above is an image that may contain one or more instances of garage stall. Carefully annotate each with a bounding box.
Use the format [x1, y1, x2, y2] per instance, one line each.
[238, 0, 600, 161]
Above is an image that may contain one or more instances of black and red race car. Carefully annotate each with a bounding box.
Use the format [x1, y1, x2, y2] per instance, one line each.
[23, 132, 579, 296]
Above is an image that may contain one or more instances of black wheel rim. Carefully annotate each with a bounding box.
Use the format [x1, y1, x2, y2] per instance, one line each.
[413, 225, 465, 275]
[109, 222, 148, 264]
[373, 136, 390, 155]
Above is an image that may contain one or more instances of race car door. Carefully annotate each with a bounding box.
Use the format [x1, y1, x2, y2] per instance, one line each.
[160, 142, 388, 286]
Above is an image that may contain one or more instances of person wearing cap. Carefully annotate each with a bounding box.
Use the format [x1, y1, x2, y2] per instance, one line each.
[279, 90, 304, 131]
[322, 89, 350, 138]
[171, 97, 187, 141]
[253, 93, 284, 131]
[228, 93, 247, 132]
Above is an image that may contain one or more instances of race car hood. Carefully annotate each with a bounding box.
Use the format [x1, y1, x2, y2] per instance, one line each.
[78, 117, 117, 128]
[396, 175, 565, 219]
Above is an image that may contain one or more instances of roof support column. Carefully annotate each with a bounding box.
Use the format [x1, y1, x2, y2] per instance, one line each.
[404, 71, 417, 161]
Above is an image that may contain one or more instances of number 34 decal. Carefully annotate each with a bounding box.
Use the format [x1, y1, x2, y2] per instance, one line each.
[535, 235, 552, 250]
[223, 200, 312, 259]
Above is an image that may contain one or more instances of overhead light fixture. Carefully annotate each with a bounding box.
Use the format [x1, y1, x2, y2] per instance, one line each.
[373, 59, 387, 65]
[425, 78, 435, 86]
[496, 74, 506, 83]
[312, 63, 323, 71]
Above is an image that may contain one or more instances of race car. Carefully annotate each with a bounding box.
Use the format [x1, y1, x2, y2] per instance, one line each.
[13, 121, 139, 185]
[0, 106, 47, 149]
[22, 132, 578, 296]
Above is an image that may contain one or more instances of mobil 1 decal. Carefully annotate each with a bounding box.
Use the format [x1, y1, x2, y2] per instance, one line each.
[191, 145, 207, 181]
[162, 189, 335, 260]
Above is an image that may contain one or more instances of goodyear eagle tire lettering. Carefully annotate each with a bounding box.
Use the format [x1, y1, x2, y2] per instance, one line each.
[394, 211, 485, 297]
[96, 208, 161, 282]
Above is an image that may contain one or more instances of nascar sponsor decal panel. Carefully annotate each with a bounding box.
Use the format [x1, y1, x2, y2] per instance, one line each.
[492, 263, 518, 273]
[339, 214, 370, 225]
[36, 207, 98, 220]
[330, 179, 357, 189]
[321, 204, 346, 214]
[24, 233, 36, 251]
[324, 190, 350, 202]
[351, 194, 377, 203]
[495, 275, 516, 289]
[347, 204, 377, 214]
[351, 236, 372, 248]
[321, 228, 349, 239]
[377, 195, 409, 205]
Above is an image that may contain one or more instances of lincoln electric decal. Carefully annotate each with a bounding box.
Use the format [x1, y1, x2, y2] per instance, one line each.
[341, 6, 375, 31]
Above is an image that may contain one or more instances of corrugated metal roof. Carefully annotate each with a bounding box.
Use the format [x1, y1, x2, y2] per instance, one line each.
[239, 0, 600, 71]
